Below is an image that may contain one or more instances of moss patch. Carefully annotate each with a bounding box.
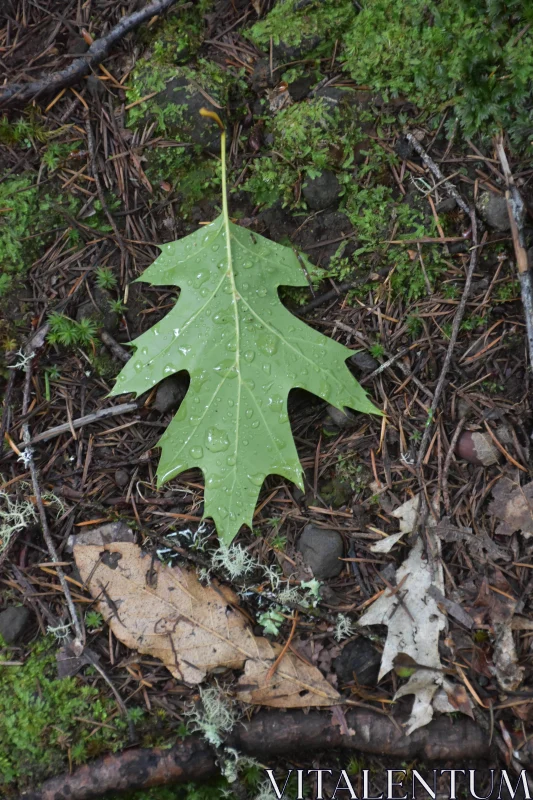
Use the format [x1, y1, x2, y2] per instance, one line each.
[0, 637, 128, 793]
[247, 0, 356, 53]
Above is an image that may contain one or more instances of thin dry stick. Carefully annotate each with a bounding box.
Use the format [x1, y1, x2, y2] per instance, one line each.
[20, 401, 138, 447]
[417, 210, 481, 467]
[406, 133, 470, 215]
[265, 612, 299, 682]
[100, 330, 131, 363]
[19, 360, 84, 645]
[442, 417, 466, 514]
[0, 0, 187, 106]
[495, 137, 533, 368]
[360, 345, 434, 400]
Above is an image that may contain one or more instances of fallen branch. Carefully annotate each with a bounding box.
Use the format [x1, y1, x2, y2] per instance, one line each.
[495, 137, 533, 369]
[18, 353, 84, 645]
[406, 133, 470, 216]
[100, 330, 131, 363]
[19, 401, 139, 447]
[20, 708, 527, 800]
[416, 209, 482, 467]
[0, 0, 185, 107]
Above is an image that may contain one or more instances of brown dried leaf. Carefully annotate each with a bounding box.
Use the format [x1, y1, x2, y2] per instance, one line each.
[443, 681, 474, 719]
[73, 541, 339, 708]
[488, 477, 533, 537]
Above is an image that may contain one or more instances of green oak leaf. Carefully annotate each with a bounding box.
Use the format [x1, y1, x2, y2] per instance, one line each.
[110, 116, 381, 543]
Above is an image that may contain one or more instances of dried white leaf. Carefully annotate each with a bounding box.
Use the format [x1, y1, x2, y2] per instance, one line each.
[358, 538, 446, 733]
[359, 539, 444, 679]
[370, 531, 406, 554]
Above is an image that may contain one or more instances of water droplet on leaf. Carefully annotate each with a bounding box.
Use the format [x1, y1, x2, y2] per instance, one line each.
[205, 427, 230, 453]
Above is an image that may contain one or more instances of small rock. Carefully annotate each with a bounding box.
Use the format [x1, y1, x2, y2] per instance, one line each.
[436, 197, 457, 214]
[477, 192, 510, 232]
[67, 36, 89, 56]
[394, 136, 414, 161]
[333, 637, 382, 686]
[272, 34, 322, 62]
[349, 351, 379, 372]
[0, 606, 31, 644]
[153, 375, 187, 413]
[160, 78, 221, 150]
[297, 525, 344, 580]
[314, 86, 352, 111]
[114, 468, 130, 488]
[326, 405, 357, 429]
[250, 59, 272, 93]
[455, 430, 500, 466]
[288, 74, 315, 101]
[448, 241, 469, 255]
[302, 171, 341, 210]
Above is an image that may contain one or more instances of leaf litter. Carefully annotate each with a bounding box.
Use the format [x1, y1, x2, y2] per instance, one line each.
[488, 475, 533, 538]
[73, 534, 340, 708]
[360, 494, 472, 734]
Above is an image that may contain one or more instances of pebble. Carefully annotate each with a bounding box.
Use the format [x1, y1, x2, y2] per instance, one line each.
[477, 191, 511, 232]
[349, 351, 379, 372]
[302, 171, 341, 210]
[154, 376, 187, 413]
[0, 606, 31, 644]
[297, 524, 344, 580]
[333, 637, 382, 686]
[114, 468, 130, 488]
[326, 405, 357, 429]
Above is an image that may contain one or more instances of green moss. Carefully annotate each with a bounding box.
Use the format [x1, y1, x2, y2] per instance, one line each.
[0, 635, 191, 796]
[242, 96, 363, 208]
[341, 0, 533, 153]
[0, 176, 41, 297]
[136, 1, 214, 66]
[0, 636, 130, 793]
[247, 0, 356, 52]
[343, 182, 447, 301]
[251, 0, 533, 154]
[175, 160, 222, 217]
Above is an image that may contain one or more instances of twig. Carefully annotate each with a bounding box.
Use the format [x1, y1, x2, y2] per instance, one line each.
[442, 417, 466, 514]
[19, 358, 84, 645]
[0, 0, 186, 107]
[416, 210, 481, 467]
[360, 347, 434, 399]
[265, 612, 299, 682]
[0, 369, 16, 451]
[19, 402, 139, 447]
[406, 133, 470, 216]
[100, 330, 131, 363]
[495, 137, 533, 368]
[20, 708, 512, 800]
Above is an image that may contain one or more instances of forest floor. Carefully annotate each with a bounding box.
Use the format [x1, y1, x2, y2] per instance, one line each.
[1, 0, 533, 798]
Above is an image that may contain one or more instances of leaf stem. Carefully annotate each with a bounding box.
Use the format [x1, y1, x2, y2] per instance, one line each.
[200, 108, 227, 220]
